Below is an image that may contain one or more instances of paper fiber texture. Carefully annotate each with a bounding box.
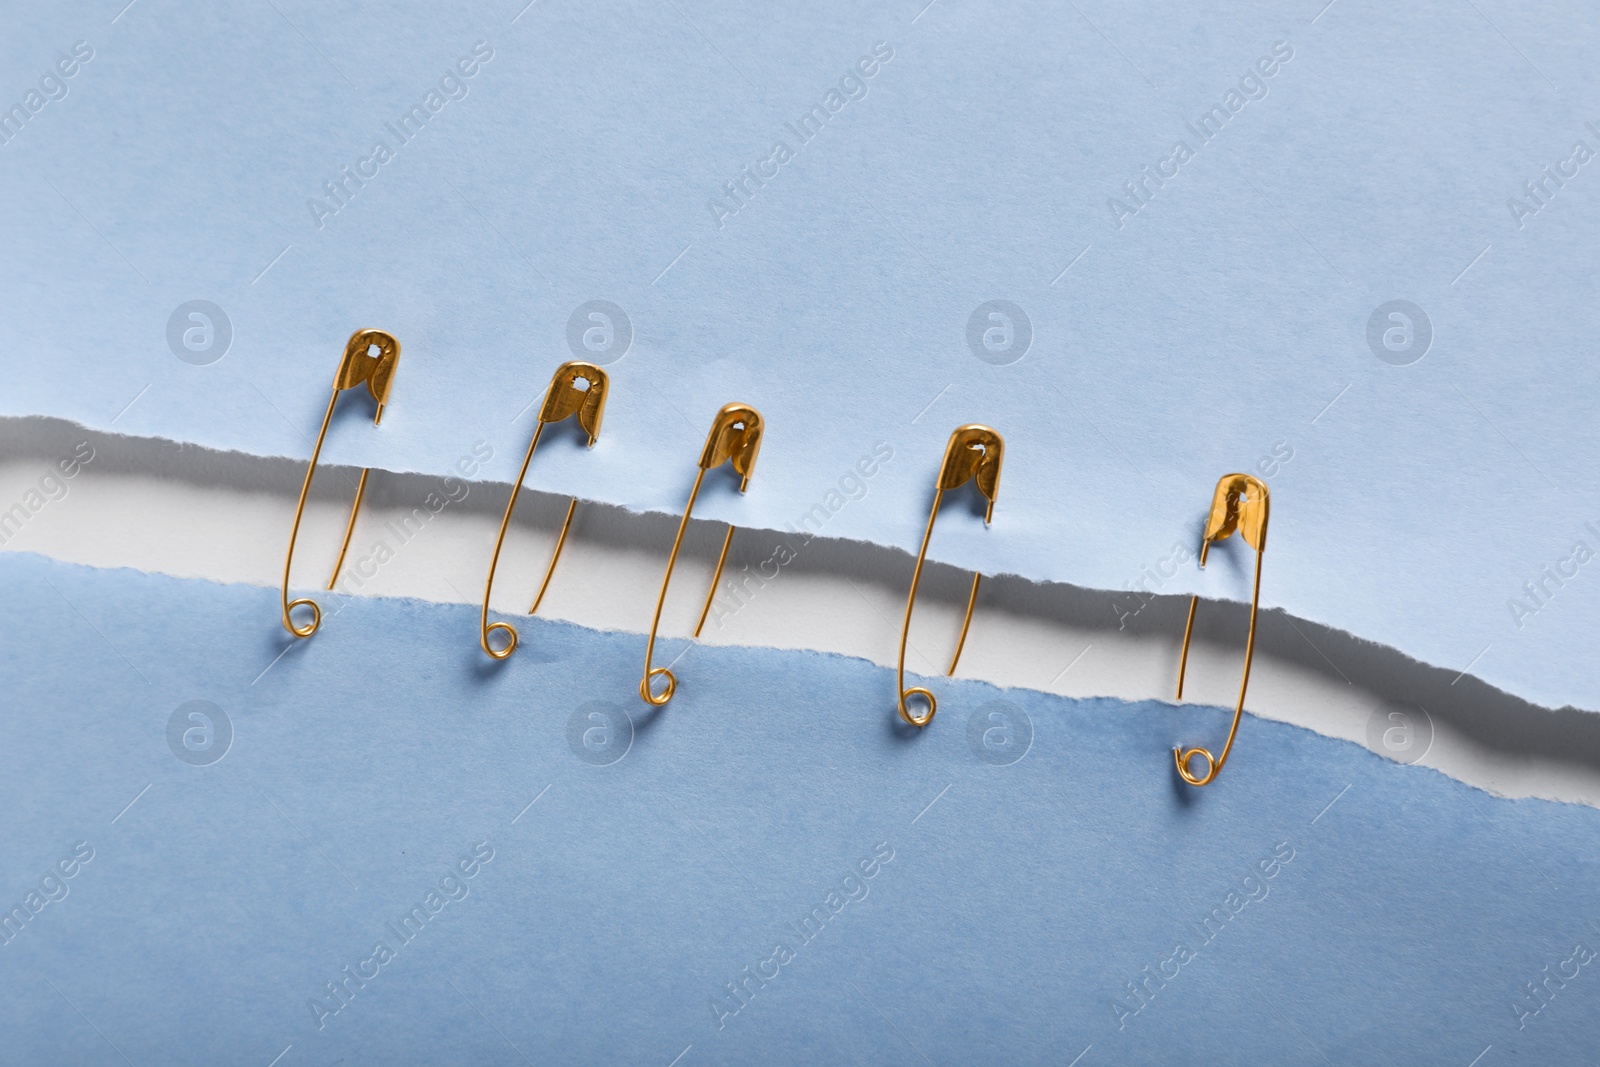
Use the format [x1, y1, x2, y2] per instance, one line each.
[2, 553, 1598, 1064]
[1, 0, 1596, 715]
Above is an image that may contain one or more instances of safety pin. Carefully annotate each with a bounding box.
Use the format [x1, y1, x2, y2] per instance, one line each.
[479, 361, 609, 659]
[280, 329, 400, 638]
[1173, 473, 1270, 787]
[896, 424, 1004, 727]
[640, 403, 763, 706]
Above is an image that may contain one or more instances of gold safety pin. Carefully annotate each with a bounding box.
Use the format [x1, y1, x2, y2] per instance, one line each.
[1173, 473, 1270, 787]
[640, 403, 764, 706]
[479, 361, 610, 659]
[279, 329, 400, 639]
[896, 424, 1004, 727]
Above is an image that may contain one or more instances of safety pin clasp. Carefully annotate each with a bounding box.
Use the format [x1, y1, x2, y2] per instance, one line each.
[936, 424, 1003, 517]
[640, 403, 764, 705]
[538, 362, 609, 442]
[334, 328, 400, 418]
[698, 403, 763, 489]
[279, 329, 401, 638]
[1173, 473, 1270, 786]
[896, 424, 1004, 727]
[479, 361, 611, 659]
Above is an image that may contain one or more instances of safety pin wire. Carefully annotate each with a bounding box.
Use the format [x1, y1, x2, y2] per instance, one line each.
[1174, 540, 1211, 703]
[529, 498, 580, 615]
[641, 468, 741, 704]
[328, 468, 371, 590]
[479, 419, 568, 659]
[280, 389, 384, 639]
[1173, 541, 1262, 786]
[692, 525, 737, 638]
[896, 487, 984, 727]
[946, 572, 981, 674]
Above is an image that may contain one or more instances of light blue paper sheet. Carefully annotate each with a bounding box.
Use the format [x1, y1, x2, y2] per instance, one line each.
[1, 0, 1597, 714]
[2, 553, 1599, 1064]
